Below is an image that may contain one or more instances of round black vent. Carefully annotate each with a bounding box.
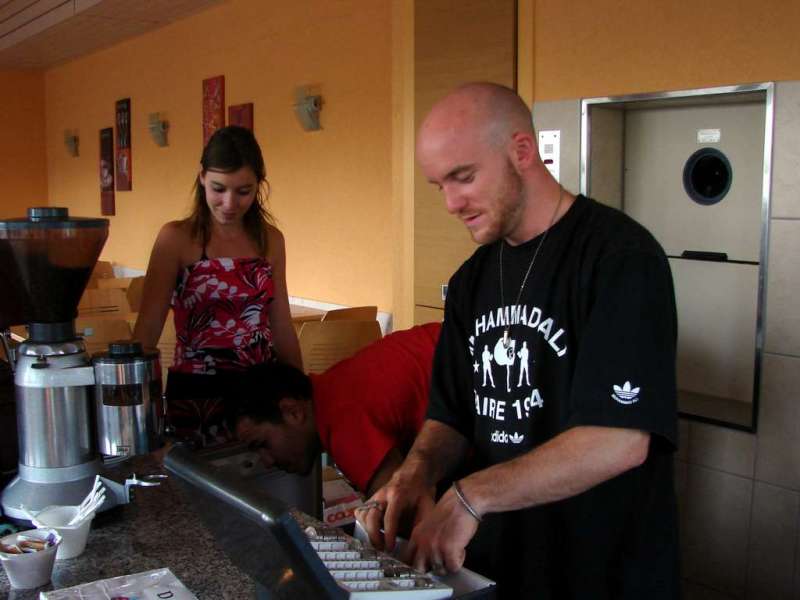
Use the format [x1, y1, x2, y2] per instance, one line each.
[683, 148, 732, 206]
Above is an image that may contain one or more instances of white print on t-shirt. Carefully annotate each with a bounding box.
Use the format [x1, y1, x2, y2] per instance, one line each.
[517, 341, 531, 387]
[473, 304, 568, 358]
[481, 345, 496, 388]
[473, 332, 535, 394]
[493, 337, 516, 392]
[467, 304, 566, 443]
[468, 305, 567, 396]
[490, 430, 525, 444]
[612, 381, 640, 405]
[474, 389, 544, 422]
[474, 391, 506, 420]
[511, 389, 543, 419]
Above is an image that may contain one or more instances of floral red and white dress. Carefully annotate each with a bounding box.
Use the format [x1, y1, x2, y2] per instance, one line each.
[165, 256, 274, 446]
[171, 256, 274, 373]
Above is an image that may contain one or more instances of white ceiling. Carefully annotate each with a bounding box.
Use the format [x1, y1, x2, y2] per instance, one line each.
[0, 0, 224, 69]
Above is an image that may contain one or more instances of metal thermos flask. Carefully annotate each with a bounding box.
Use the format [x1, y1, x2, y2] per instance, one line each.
[93, 341, 162, 460]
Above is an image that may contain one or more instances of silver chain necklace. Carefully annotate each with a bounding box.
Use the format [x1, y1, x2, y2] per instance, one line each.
[499, 186, 565, 348]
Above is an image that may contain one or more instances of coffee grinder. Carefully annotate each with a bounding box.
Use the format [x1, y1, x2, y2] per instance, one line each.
[0, 207, 162, 520]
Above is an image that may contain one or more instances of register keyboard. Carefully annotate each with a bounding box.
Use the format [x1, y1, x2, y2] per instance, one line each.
[293, 510, 454, 599]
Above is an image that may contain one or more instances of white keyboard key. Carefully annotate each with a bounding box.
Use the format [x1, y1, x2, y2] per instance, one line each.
[331, 569, 383, 581]
[324, 560, 382, 570]
[387, 578, 415, 588]
[345, 580, 381, 591]
[318, 550, 362, 560]
[310, 540, 351, 551]
[293, 510, 453, 599]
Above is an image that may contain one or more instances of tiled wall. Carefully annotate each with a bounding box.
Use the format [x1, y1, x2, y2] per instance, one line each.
[535, 81, 800, 599]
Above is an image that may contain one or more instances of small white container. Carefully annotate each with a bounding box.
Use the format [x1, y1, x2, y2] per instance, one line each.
[0, 528, 61, 589]
[32, 505, 94, 560]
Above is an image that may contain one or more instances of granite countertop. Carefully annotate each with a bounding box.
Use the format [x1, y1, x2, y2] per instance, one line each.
[0, 457, 256, 599]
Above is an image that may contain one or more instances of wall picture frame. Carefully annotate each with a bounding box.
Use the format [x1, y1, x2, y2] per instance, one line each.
[228, 102, 253, 130]
[115, 98, 132, 191]
[202, 75, 225, 145]
[99, 127, 115, 215]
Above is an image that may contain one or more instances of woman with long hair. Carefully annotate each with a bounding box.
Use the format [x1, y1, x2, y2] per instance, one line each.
[134, 125, 301, 447]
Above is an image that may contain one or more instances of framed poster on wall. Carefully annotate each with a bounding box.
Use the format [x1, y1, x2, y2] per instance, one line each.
[228, 103, 253, 130]
[202, 75, 225, 145]
[115, 98, 132, 191]
[99, 127, 115, 216]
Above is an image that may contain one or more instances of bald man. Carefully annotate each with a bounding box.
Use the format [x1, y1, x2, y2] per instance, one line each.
[360, 83, 679, 599]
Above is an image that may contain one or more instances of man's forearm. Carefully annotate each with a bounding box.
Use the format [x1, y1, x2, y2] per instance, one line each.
[400, 420, 470, 488]
[366, 448, 405, 497]
[462, 426, 649, 516]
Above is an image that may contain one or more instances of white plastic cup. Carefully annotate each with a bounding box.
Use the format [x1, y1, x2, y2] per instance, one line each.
[32, 505, 94, 560]
[0, 528, 61, 589]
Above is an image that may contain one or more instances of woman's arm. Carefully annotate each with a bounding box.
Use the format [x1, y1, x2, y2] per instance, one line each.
[266, 226, 303, 370]
[133, 222, 185, 349]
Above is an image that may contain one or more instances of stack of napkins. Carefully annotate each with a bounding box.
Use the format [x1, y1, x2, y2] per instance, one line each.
[40, 568, 197, 600]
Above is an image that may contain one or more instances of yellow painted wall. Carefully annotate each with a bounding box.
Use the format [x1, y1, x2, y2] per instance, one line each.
[43, 0, 393, 310]
[29, 0, 800, 318]
[533, 0, 800, 100]
[0, 69, 47, 217]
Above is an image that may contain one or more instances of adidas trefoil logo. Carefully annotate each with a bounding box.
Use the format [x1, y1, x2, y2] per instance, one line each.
[612, 381, 640, 405]
[490, 430, 526, 444]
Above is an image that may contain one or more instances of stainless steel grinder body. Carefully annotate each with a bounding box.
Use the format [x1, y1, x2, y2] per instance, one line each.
[3, 337, 101, 518]
[15, 339, 96, 469]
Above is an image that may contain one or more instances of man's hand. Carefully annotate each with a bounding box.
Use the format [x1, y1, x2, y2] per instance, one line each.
[405, 485, 479, 574]
[356, 467, 435, 553]
[356, 420, 470, 554]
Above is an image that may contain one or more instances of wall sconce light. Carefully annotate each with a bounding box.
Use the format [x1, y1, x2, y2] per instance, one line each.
[293, 87, 323, 131]
[64, 131, 79, 157]
[148, 113, 169, 146]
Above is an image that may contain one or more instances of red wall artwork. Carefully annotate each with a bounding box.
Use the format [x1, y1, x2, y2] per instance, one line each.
[99, 127, 115, 216]
[202, 75, 225, 145]
[115, 98, 132, 191]
[228, 103, 254, 131]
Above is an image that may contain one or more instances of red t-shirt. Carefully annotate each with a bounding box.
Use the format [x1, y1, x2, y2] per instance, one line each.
[310, 322, 441, 492]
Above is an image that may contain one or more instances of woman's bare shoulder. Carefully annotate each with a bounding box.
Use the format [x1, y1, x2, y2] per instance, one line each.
[266, 223, 285, 245]
[154, 219, 200, 264]
[159, 219, 192, 240]
[265, 224, 286, 262]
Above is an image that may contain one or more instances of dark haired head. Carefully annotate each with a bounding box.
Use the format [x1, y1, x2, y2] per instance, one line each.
[190, 126, 274, 254]
[201, 126, 266, 179]
[233, 361, 313, 425]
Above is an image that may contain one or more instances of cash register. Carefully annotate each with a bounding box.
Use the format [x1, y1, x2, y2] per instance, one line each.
[164, 445, 495, 599]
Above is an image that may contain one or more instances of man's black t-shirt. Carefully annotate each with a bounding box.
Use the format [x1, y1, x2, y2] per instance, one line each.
[428, 195, 680, 599]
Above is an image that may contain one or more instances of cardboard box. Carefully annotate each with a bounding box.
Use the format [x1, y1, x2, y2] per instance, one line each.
[322, 474, 363, 527]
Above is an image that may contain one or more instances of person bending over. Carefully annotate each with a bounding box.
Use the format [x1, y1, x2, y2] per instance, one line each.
[235, 322, 440, 496]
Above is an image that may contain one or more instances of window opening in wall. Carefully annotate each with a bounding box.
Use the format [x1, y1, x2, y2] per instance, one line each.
[580, 83, 774, 433]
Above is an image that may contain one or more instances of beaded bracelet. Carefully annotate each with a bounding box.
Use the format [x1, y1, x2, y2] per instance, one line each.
[452, 480, 482, 523]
